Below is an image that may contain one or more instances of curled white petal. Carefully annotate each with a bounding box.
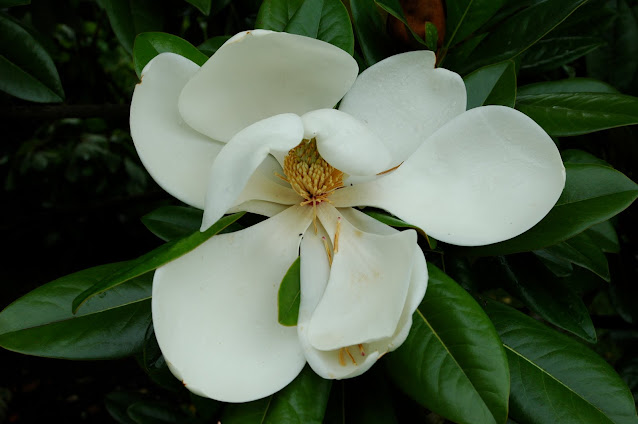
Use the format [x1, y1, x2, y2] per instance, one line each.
[201, 114, 304, 231]
[339, 51, 466, 167]
[331, 106, 566, 246]
[302, 109, 391, 176]
[130, 53, 223, 209]
[152, 206, 313, 402]
[308, 204, 417, 350]
[179, 30, 359, 142]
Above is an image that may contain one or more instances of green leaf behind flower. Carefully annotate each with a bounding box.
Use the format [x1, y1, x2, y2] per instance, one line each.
[520, 36, 604, 72]
[72, 212, 245, 313]
[0, 13, 64, 102]
[222, 365, 331, 424]
[349, 0, 395, 67]
[256, 0, 354, 55]
[97, 0, 164, 54]
[0, 263, 152, 359]
[278, 257, 301, 326]
[516, 92, 638, 136]
[133, 32, 208, 78]
[385, 264, 509, 424]
[485, 300, 638, 424]
[460, 164, 638, 256]
[463, 60, 516, 109]
[518, 78, 620, 96]
[444, 0, 506, 48]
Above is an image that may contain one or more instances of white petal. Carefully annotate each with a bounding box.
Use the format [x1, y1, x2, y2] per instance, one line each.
[331, 106, 566, 246]
[130, 53, 223, 209]
[339, 51, 466, 166]
[302, 109, 391, 176]
[227, 199, 290, 217]
[337, 207, 397, 236]
[201, 114, 304, 230]
[179, 30, 359, 142]
[297, 227, 381, 379]
[308, 204, 417, 350]
[152, 205, 313, 402]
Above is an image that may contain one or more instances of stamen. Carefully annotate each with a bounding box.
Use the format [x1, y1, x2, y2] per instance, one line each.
[358, 344, 366, 356]
[338, 348, 346, 366]
[321, 236, 332, 266]
[334, 217, 341, 253]
[345, 347, 357, 365]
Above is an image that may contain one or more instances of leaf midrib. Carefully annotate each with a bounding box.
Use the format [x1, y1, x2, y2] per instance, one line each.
[504, 344, 614, 423]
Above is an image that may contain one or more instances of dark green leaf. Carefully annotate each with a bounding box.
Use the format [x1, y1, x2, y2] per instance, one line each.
[133, 32, 209, 78]
[105, 392, 147, 424]
[463, 0, 587, 73]
[561, 148, 612, 166]
[278, 257, 301, 326]
[484, 255, 596, 342]
[350, 0, 395, 67]
[198, 35, 231, 56]
[141, 205, 203, 242]
[185, 0, 211, 15]
[537, 232, 610, 281]
[72, 212, 245, 312]
[424, 21, 438, 51]
[385, 264, 509, 424]
[516, 92, 638, 136]
[586, 220, 619, 253]
[364, 209, 436, 249]
[0, 13, 64, 102]
[521, 36, 604, 72]
[256, 0, 354, 54]
[127, 400, 189, 423]
[485, 301, 638, 424]
[441, 33, 487, 72]
[518, 78, 620, 96]
[461, 164, 638, 256]
[222, 365, 331, 424]
[534, 249, 574, 277]
[0, 263, 152, 359]
[444, 0, 505, 48]
[97, 0, 163, 54]
[463, 60, 516, 109]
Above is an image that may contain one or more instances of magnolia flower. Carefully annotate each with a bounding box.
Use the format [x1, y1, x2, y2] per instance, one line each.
[130, 30, 565, 402]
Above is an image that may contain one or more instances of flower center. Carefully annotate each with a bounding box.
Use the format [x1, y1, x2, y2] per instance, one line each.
[282, 138, 344, 205]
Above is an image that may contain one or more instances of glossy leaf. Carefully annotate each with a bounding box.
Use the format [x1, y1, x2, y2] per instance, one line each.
[97, 0, 163, 53]
[222, 366, 331, 424]
[256, 0, 354, 54]
[445, 0, 505, 48]
[518, 78, 619, 96]
[521, 36, 603, 72]
[0, 13, 64, 102]
[485, 301, 638, 424]
[278, 257, 301, 326]
[463, 60, 516, 109]
[561, 148, 612, 167]
[133, 32, 208, 78]
[587, 220, 620, 253]
[141, 206, 203, 242]
[185, 0, 211, 15]
[464, 0, 587, 73]
[72, 212, 245, 312]
[198, 35, 231, 56]
[0, 263, 152, 359]
[424, 21, 438, 51]
[349, 0, 395, 67]
[533, 249, 573, 277]
[461, 164, 638, 256]
[385, 264, 509, 424]
[364, 209, 436, 249]
[516, 92, 638, 136]
[483, 255, 596, 342]
[537, 232, 610, 281]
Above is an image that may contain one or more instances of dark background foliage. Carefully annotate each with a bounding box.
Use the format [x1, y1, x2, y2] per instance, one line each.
[1, 0, 638, 423]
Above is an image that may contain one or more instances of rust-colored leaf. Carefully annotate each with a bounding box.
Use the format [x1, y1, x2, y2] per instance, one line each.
[387, 0, 446, 48]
